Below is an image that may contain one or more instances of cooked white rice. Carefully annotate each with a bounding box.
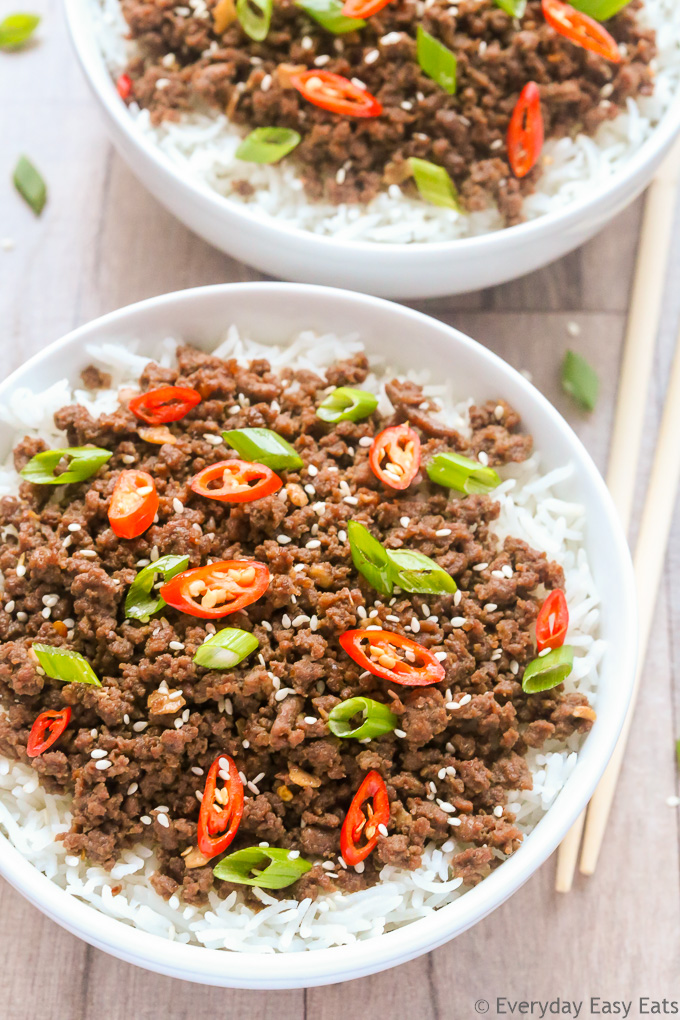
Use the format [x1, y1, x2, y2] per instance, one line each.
[0, 328, 604, 952]
[88, 0, 680, 243]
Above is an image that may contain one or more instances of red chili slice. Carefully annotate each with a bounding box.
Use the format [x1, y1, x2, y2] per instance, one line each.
[290, 70, 383, 118]
[190, 459, 282, 503]
[160, 560, 270, 619]
[341, 0, 392, 16]
[108, 470, 158, 540]
[128, 386, 201, 426]
[340, 629, 445, 687]
[507, 82, 544, 179]
[369, 424, 420, 490]
[541, 0, 622, 62]
[341, 770, 390, 866]
[197, 754, 244, 860]
[27, 707, 72, 758]
[116, 73, 132, 100]
[536, 588, 569, 652]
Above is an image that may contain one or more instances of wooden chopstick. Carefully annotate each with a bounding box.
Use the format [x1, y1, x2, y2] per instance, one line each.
[554, 142, 680, 892]
[579, 327, 680, 874]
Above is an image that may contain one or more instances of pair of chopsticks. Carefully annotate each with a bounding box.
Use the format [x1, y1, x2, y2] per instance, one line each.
[555, 141, 680, 891]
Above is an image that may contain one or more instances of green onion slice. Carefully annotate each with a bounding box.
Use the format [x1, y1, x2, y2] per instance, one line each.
[387, 548, 457, 595]
[194, 628, 259, 669]
[222, 428, 303, 470]
[493, 0, 527, 16]
[426, 451, 501, 495]
[125, 554, 190, 623]
[348, 521, 394, 596]
[416, 26, 457, 95]
[570, 0, 630, 18]
[235, 127, 301, 164]
[33, 645, 101, 686]
[561, 351, 599, 412]
[213, 847, 312, 888]
[409, 158, 460, 211]
[0, 13, 40, 48]
[236, 0, 272, 40]
[295, 0, 365, 32]
[316, 387, 378, 424]
[328, 696, 397, 739]
[13, 155, 47, 216]
[522, 646, 574, 694]
[20, 446, 112, 485]
[676, 738, 680, 770]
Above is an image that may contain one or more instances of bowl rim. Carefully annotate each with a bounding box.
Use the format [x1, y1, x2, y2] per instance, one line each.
[65, 0, 680, 257]
[0, 283, 637, 988]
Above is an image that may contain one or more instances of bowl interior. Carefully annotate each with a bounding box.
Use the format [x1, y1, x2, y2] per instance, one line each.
[0, 284, 637, 987]
[65, 0, 680, 260]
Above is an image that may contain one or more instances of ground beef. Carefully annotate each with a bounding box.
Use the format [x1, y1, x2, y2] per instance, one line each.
[117, 0, 655, 222]
[0, 345, 594, 904]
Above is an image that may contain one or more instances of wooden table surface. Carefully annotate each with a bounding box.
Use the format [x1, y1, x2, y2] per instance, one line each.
[1, 3, 680, 1016]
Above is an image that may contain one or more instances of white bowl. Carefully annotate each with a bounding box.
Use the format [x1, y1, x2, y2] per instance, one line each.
[65, 0, 680, 299]
[0, 283, 636, 987]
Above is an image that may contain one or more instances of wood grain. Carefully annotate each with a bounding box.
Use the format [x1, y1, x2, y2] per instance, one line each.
[1, 2, 679, 1015]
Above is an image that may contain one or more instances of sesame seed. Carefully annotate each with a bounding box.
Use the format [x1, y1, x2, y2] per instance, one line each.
[434, 651, 447, 661]
[41, 607, 51, 619]
[359, 436, 373, 447]
[478, 451, 489, 467]
[150, 546, 160, 562]
[343, 495, 358, 505]
[306, 539, 321, 550]
[62, 536, 73, 548]
[4, 601, 14, 613]
[410, 617, 420, 633]
[304, 716, 316, 725]
[91, 749, 108, 759]
[435, 528, 452, 538]
[473, 562, 489, 572]
[448, 817, 462, 827]
[459, 694, 472, 706]
[133, 721, 148, 732]
[538, 647, 551, 657]
[95, 759, 112, 770]
[338, 529, 347, 543]
[169, 640, 184, 651]
[307, 465, 318, 477]
[121, 454, 136, 465]
[262, 620, 272, 632]
[127, 783, 138, 795]
[16, 611, 27, 622]
[354, 861, 365, 874]
[275, 687, 295, 702]
[292, 614, 310, 626]
[484, 603, 498, 612]
[493, 805, 503, 817]
[277, 535, 292, 545]
[451, 617, 465, 627]
[16, 564, 26, 577]
[141, 815, 152, 824]
[172, 497, 184, 514]
[282, 613, 292, 628]
[203, 433, 223, 445]
[68, 523, 81, 532]
[453, 590, 462, 606]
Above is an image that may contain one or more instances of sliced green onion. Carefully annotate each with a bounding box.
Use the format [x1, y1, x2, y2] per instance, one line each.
[348, 520, 394, 596]
[125, 555, 190, 623]
[570, 0, 630, 18]
[213, 847, 312, 888]
[0, 13, 40, 49]
[409, 158, 460, 211]
[676, 738, 680, 770]
[33, 645, 101, 686]
[387, 548, 457, 595]
[236, 0, 272, 40]
[316, 387, 378, 424]
[235, 127, 301, 164]
[416, 25, 457, 95]
[295, 0, 365, 33]
[194, 628, 259, 669]
[426, 451, 501, 495]
[522, 646, 574, 694]
[493, 0, 527, 16]
[328, 696, 397, 739]
[20, 446, 112, 485]
[222, 428, 303, 470]
[13, 155, 47, 216]
[561, 351, 599, 412]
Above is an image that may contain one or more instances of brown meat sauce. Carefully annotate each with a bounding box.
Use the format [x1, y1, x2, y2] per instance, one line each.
[118, 0, 655, 221]
[0, 348, 593, 904]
